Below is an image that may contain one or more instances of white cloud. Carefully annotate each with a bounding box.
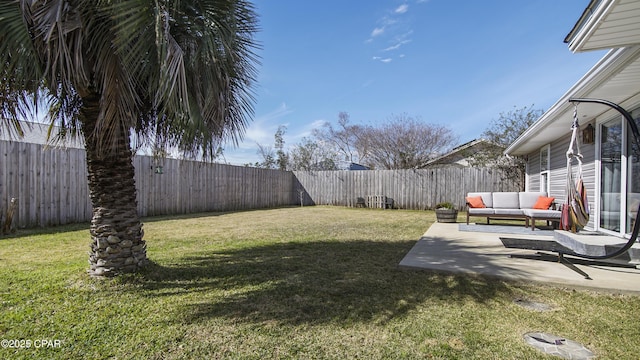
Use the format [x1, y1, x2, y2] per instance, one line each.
[381, 17, 398, 27]
[371, 27, 385, 37]
[310, 119, 328, 128]
[383, 39, 411, 52]
[368, 4, 416, 57]
[367, 18, 397, 42]
[397, 30, 414, 40]
[293, 119, 327, 140]
[383, 44, 401, 52]
[372, 56, 393, 63]
[242, 128, 269, 147]
[256, 102, 293, 124]
[395, 4, 409, 14]
[243, 102, 293, 144]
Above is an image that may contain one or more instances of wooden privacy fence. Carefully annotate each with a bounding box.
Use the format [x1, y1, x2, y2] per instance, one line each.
[293, 167, 521, 210]
[1, 140, 520, 229]
[1, 141, 295, 228]
[134, 156, 294, 217]
[1, 141, 91, 228]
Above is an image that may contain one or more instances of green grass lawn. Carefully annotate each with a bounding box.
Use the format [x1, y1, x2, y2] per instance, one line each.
[1, 206, 638, 359]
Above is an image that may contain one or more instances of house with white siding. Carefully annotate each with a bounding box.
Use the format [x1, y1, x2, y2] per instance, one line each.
[506, 0, 640, 239]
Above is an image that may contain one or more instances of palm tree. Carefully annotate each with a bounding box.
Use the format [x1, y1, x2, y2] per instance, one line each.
[0, 1, 259, 276]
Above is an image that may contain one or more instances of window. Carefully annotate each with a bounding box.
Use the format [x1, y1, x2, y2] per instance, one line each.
[600, 119, 622, 232]
[540, 145, 550, 194]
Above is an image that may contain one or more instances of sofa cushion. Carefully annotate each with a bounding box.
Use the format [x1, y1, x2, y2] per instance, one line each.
[467, 192, 493, 208]
[493, 209, 524, 216]
[466, 196, 486, 208]
[519, 192, 547, 209]
[522, 209, 561, 219]
[468, 208, 495, 215]
[533, 196, 555, 210]
[492, 192, 519, 209]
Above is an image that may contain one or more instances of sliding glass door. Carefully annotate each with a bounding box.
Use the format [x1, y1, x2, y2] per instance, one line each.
[599, 107, 640, 236]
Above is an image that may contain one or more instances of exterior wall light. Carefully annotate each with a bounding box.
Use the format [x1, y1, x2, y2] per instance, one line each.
[582, 123, 595, 144]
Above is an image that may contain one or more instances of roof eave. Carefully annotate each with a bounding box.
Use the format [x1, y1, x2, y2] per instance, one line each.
[565, 0, 614, 53]
[564, 0, 603, 44]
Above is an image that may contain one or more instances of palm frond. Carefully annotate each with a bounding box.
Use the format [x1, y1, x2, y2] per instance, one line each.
[144, 0, 260, 158]
[0, 1, 44, 138]
[28, 0, 89, 95]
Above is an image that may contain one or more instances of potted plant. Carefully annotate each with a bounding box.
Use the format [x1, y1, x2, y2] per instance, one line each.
[435, 202, 458, 223]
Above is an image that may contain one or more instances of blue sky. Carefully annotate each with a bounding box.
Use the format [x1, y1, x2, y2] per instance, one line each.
[222, 0, 606, 165]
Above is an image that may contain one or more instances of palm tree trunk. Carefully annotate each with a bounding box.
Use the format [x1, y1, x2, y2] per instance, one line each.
[81, 94, 147, 276]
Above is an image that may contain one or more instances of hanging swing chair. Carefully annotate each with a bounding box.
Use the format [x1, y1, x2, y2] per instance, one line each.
[559, 104, 590, 233]
[565, 98, 640, 262]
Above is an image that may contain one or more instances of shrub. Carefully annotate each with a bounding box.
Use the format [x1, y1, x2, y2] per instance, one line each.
[435, 202, 455, 210]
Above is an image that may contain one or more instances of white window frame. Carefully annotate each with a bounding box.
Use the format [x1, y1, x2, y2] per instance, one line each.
[539, 145, 550, 194]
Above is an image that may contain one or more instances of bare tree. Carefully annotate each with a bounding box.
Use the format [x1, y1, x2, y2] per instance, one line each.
[312, 112, 369, 164]
[256, 143, 276, 169]
[255, 125, 288, 169]
[274, 125, 288, 170]
[362, 114, 458, 169]
[482, 105, 542, 147]
[471, 105, 543, 189]
[289, 137, 338, 170]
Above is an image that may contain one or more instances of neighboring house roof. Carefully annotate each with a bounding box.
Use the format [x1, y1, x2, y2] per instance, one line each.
[335, 161, 370, 170]
[506, 0, 640, 157]
[426, 139, 504, 167]
[0, 120, 85, 149]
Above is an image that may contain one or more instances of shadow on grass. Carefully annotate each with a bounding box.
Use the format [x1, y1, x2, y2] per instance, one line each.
[0, 207, 300, 238]
[137, 239, 516, 326]
[0, 222, 90, 239]
[140, 206, 302, 224]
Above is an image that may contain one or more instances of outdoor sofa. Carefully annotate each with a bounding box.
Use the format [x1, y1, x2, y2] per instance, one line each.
[466, 191, 561, 230]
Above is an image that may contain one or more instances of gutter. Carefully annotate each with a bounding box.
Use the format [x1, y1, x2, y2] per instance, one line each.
[564, 0, 603, 44]
[565, 0, 614, 53]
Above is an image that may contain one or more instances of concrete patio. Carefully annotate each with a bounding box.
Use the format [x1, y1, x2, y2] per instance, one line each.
[399, 222, 640, 294]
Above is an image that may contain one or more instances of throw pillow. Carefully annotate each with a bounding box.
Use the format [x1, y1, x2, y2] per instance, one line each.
[533, 196, 555, 210]
[466, 196, 486, 208]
